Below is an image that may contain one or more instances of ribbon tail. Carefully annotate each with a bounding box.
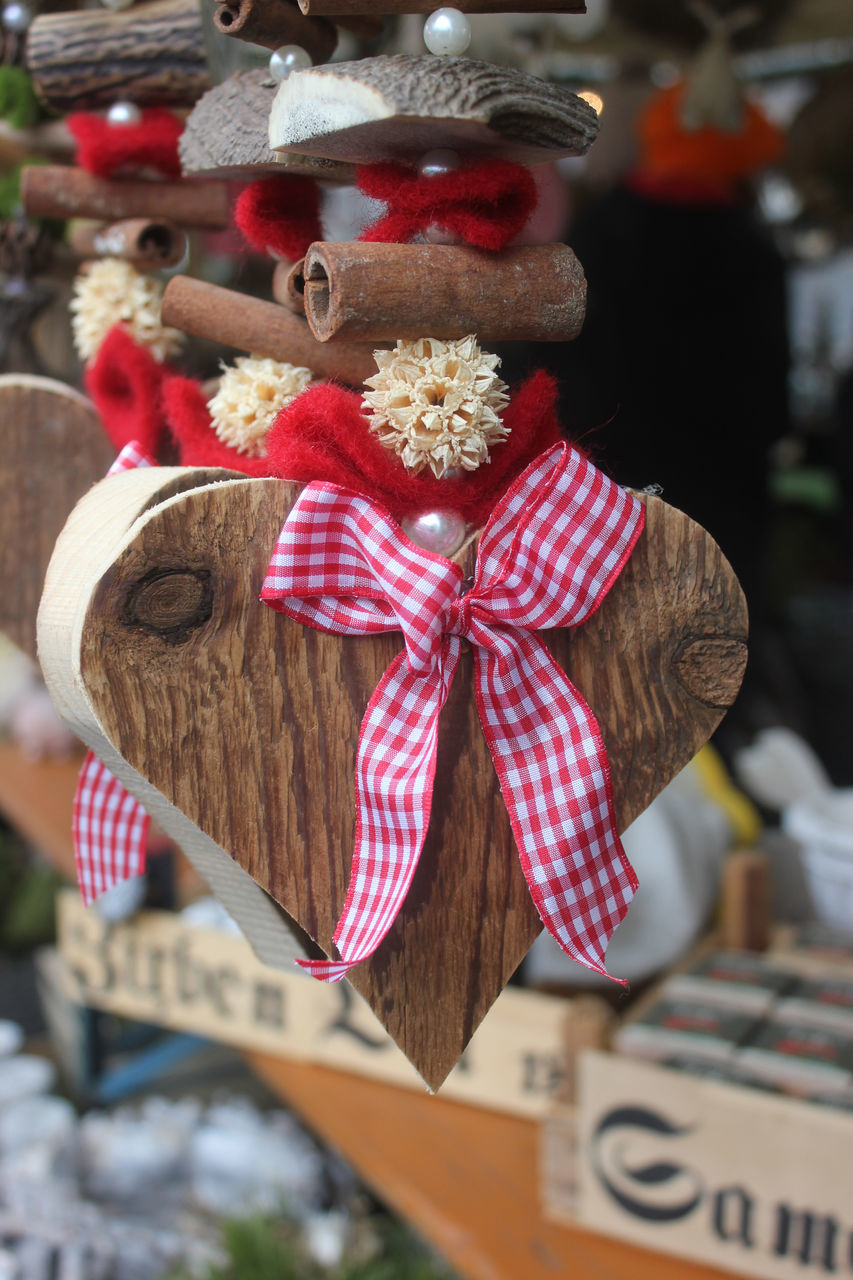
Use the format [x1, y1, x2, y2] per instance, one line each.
[73, 751, 150, 905]
[474, 633, 637, 982]
[298, 639, 461, 982]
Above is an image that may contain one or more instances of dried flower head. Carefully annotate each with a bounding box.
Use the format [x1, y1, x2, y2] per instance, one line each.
[362, 335, 510, 478]
[208, 355, 316, 458]
[70, 258, 183, 365]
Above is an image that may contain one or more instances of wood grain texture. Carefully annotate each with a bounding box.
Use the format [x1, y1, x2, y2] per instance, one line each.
[268, 54, 601, 164]
[179, 69, 356, 181]
[0, 376, 114, 661]
[39, 470, 746, 1088]
[37, 465, 310, 974]
[25, 0, 210, 113]
[161, 275, 383, 386]
[213, 0, 338, 59]
[21, 168, 231, 231]
[303, 241, 586, 343]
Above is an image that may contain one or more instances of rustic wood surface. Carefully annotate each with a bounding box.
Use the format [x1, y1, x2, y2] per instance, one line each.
[37, 465, 311, 973]
[0, 376, 114, 661]
[268, 54, 601, 164]
[179, 69, 356, 181]
[303, 241, 586, 343]
[21, 168, 231, 231]
[25, 0, 210, 113]
[69, 219, 187, 270]
[39, 468, 746, 1087]
[213, 0, 337, 58]
[247, 1053, 740, 1280]
[161, 275, 383, 386]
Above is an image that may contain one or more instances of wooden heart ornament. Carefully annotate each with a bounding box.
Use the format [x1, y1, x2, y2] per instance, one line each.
[38, 465, 747, 1089]
[0, 375, 115, 660]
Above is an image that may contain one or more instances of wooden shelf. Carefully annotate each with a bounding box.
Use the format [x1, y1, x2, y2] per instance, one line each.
[0, 741, 83, 878]
[246, 1051, 735, 1280]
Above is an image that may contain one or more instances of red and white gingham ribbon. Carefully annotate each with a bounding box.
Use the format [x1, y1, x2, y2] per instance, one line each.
[73, 441, 156, 904]
[261, 442, 645, 983]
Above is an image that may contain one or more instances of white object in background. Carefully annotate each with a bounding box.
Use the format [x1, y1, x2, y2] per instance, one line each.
[735, 727, 853, 933]
[783, 791, 853, 933]
[0, 1022, 23, 1058]
[0, 1056, 57, 1106]
[180, 896, 244, 936]
[524, 759, 731, 987]
[733, 726, 832, 811]
[93, 873, 148, 924]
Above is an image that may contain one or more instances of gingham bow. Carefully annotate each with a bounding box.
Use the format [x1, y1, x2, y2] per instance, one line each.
[262, 442, 645, 983]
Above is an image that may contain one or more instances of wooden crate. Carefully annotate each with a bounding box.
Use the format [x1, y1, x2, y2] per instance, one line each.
[543, 1046, 853, 1279]
[57, 889, 610, 1118]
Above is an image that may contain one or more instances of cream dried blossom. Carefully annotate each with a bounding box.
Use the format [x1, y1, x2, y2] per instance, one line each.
[208, 355, 316, 458]
[70, 258, 183, 364]
[362, 335, 510, 478]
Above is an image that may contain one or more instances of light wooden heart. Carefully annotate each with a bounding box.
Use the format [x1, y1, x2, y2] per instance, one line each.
[39, 467, 747, 1089]
[0, 375, 115, 660]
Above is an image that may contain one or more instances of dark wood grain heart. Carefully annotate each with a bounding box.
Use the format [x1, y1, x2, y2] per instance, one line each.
[44, 470, 746, 1089]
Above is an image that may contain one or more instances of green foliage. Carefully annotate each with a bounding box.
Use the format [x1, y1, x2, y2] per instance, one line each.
[0, 67, 39, 131]
[164, 1213, 455, 1280]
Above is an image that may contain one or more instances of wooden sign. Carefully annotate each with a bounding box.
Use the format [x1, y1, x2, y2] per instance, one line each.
[57, 890, 605, 1118]
[38, 465, 746, 1089]
[0, 376, 114, 661]
[558, 1050, 853, 1280]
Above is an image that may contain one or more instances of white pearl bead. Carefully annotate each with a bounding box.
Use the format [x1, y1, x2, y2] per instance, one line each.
[417, 148, 461, 179]
[423, 7, 471, 56]
[424, 223, 464, 245]
[269, 44, 312, 81]
[107, 100, 142, 125]
[401, 509, 466, 558]
[1, 1, 32, 32]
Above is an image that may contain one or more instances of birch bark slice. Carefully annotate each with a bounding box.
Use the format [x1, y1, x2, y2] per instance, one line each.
[37, 468, 747, 1089]
[179, 70, 356, 182]
[268, 55, 600, 164]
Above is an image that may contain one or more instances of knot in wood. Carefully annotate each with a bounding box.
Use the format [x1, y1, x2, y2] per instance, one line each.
[123, 568, 212, 640]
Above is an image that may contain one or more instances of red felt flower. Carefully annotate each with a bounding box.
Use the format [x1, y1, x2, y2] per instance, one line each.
[358, 159, 539, 250]
[67, 109, 184, 179]
[161, 376, 277, 477]
[233, 176, 323, 261]
[265, 369, 564, 526]
[84, 325, 169, 455]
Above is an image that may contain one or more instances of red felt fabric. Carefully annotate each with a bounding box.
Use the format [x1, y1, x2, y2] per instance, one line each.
[161, 376, 276, 477]
[84, 325, 168, 455]
[358, 160, 538, 250]
[67, 109, 183, 179]
[233, 176, 323, 261]
[265, 370, 564, 525]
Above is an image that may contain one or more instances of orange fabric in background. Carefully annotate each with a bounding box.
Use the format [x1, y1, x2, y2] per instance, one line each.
[638, 82, 784, 186]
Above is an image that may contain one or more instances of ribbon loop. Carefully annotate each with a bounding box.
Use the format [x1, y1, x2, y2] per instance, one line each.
[263, 442, 646, 984]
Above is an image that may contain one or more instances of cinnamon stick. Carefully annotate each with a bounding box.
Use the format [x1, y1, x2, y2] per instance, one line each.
[69, 219, 188, 269]
[299, 0, 582, 12]
[25, 0, 210, 113]
[213, 0, 338, 59]
[302, 242, 587, 344]
[161, 275, 381, 386]
[272, 258, 306, 314]
[21, 168, 231, 231]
